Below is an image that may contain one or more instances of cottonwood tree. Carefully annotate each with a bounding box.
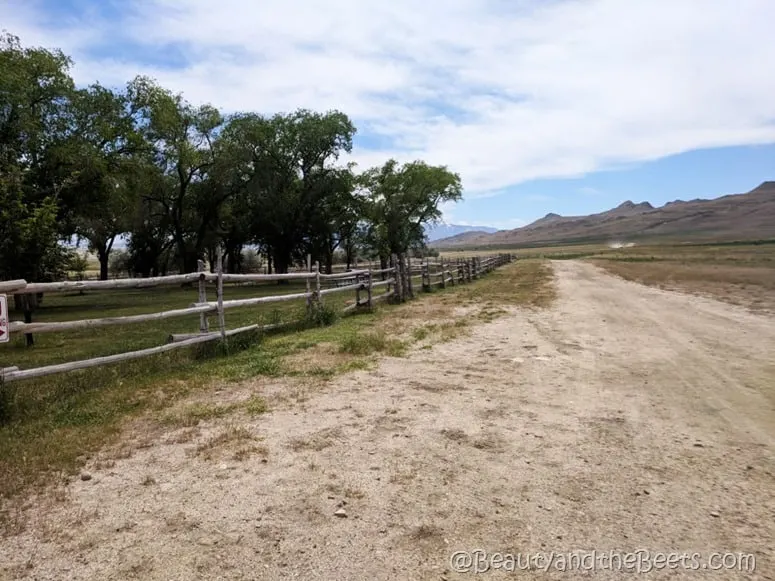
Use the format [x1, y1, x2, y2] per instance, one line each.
[220, 109, 356, 275]
[62, 84, 143, 279]
[125, 162, 175, 277]
[0, 32, 76, 286]
[1, 32, 466, 289]
[127, 76, 224, 273]
[357, 159, 462, 267]
[304, 165, 359, 273]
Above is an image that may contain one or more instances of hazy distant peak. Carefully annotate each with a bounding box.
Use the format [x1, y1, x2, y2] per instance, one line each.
[424, 223, 498, 241]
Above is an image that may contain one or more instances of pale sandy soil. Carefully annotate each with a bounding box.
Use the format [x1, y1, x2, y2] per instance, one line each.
[2, 261, 774, 580]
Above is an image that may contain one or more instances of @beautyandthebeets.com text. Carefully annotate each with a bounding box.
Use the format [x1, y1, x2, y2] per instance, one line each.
[449, 549, 756, 574]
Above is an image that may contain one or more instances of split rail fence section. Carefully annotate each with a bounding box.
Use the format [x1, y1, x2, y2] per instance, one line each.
[1, 253, 513, 383]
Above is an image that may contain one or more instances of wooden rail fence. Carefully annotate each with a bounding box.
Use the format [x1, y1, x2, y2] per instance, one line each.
[0, 253, 513, 383]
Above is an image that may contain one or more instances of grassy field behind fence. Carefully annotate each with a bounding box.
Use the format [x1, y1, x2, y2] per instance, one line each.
[1, 282, 358, 370]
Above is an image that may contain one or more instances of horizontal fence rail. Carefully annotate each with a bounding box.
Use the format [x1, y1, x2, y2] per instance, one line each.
[0, 254, 514, 383]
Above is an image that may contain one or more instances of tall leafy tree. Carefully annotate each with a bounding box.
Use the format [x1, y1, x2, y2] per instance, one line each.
[219, 109, 356, 274]
[127, 76, 223, 273]
[305, 165, 358, 273]
[124, 161, 174, 277]
[62, 84, 144, 279]
[0, 32, 76, 284]
[357, 159, 463, 263]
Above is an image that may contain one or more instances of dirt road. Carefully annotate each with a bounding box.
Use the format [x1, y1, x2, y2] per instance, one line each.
[3, 261, 774, 580]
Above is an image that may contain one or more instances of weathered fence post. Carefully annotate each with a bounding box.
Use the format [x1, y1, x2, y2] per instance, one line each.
[440, 257, 446, 289]
[387, 255, 394, 294]
[197, 259, 209, 334]
[21, 295, 34, 347]
[400, 254, 408, 302]
[407, 254, 414, 299]
[315, 261, 322, 306]
[366, 269, 373, 308]
[305, 254, 312, 312]
[355, 271, 361, 307]
[392, 254, 403, 302]
[216, 250, 226, 340]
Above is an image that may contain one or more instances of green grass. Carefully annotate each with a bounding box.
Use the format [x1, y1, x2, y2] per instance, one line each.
[1, 281, 356, 370]
[338, 330, 406, 357]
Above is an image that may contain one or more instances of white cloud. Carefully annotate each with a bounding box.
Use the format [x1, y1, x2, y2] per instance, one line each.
[5, 0, 775, 198]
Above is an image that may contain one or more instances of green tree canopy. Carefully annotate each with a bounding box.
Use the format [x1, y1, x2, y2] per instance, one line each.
[357, 159, 463, 260]
[0, 32, 76, 282]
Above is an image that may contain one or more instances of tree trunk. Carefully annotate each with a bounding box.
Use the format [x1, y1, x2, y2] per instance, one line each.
[13, 294, 37, 347]
[97, 248, 109, 281]
[183, 251, 199, 275]
[379, 255, 388, 280]
[272, 248, 291, 283]
[175, 233, 187, 274]
[325, 250, 334, 275]
[345, 241, 355, 271]
[225, 244, 243, 273]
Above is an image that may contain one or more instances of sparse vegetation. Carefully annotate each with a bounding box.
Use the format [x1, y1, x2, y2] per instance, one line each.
[589, 243, 775, 312]
[446, 241, 774, 312]
[338, 330, 405, 357]
[192, 426, 260, 460]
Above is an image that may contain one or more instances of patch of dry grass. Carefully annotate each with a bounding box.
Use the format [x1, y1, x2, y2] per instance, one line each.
[191, 426, 265, 461]
[411, 320, 470, 344]
[593, 259, 775, 312]
[288, 427, 344, 452]
[161, 395, 268, 428]
[440, 428, 469, 442]
[338, 330, 406, 357]
[444, 260, 556, 309]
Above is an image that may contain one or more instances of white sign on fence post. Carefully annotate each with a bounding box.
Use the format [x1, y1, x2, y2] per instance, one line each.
[0, 294, 8, 343]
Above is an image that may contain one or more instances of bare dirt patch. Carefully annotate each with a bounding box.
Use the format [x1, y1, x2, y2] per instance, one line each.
[2, 260, 773, 580]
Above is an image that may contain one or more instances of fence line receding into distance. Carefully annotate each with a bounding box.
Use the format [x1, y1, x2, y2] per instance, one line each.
[1, 253, 513, 383]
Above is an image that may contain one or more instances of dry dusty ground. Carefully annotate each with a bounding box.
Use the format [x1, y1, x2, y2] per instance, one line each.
[592, 260, 775, 315]
[2, 261, 774, 580]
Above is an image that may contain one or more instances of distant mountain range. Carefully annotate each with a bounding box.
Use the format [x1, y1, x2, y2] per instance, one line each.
[425, 223, 499, 242]
[433, 182, 775, 248]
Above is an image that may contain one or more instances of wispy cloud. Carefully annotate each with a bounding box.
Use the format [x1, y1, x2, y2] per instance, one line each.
[578, 186, 602, 196]
[6, 0, 775, 197]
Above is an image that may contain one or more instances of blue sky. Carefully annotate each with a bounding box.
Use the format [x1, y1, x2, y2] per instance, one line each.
[5, 0, 775, 230]
[450, 144, 775, 228]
